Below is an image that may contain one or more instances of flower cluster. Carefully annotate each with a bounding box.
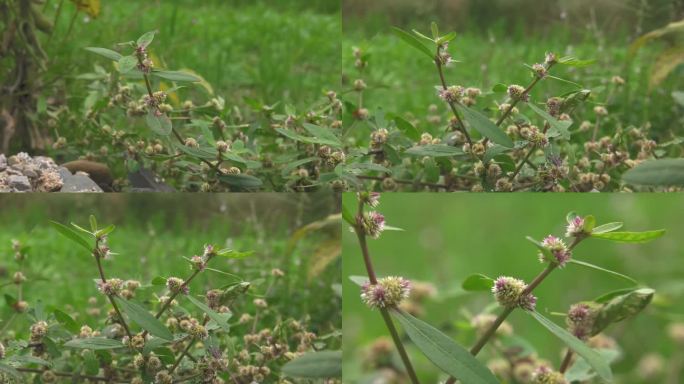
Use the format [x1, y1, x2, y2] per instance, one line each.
[566, 302, 599, 340]
[166, 276, 188, 295]
[96, 278, 124, 296]
[565, 216, 587, 237]
[539, 235, 571, 267]
[358, 211, 386, 239]
[492, 276, 537, 311]
[361, 276, 412, 309]
[532, 365, 568, 384]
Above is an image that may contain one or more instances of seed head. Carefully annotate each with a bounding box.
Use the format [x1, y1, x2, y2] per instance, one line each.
[361, 276, 411, 309]
[190, 323, 209, 340]
[492, 276, 536, 310]
[539, 235, 571, 267]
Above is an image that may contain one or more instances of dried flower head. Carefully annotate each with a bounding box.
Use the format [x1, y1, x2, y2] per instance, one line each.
[539, 235, 571, 267]
[361, 276, 411, 309]
[492, 276, 536, 310]
[532, 365, 567, 384]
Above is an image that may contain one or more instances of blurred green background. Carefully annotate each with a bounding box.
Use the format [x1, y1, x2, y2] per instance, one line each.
[0, 193, 341, 337]
[342, 193, 684, 383]
[342, 0, 684, 141]
[37, 0, 340, 109]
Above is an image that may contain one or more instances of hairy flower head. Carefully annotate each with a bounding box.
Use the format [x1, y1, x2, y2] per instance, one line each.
[361, 276, 411, 309]
[358, 211, 386, 239]
[566, 302, 599, 339]
[539, 235, 571, 267]
[532, 365, 567, 384]
[492, 276, 537, 310]
[565, 216, 587, 238]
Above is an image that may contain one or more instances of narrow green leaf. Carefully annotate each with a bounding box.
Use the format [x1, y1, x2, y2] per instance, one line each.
[591, 230, 666, 243]
[282, 350, 342, 378]
[151, 69, 200, 82]
[391, 27, 434, 60]
[455, 104, 514, 148]
[7, 355, 51, 367]
[405, 144, 463, 157]
[342, 200, 356, 226]
[527, 102, 572, 140]
[622, 159, 684, 187]
[113, 297, 173, 340]
[583, 215, 596, 232]
[528, 311, 612, 381]
[592, 222, 623, 234]
[568, 260, 638, 284]
[394, 116, 421, 141]
[217, 174, 263, 189]
[145, 111, 172, 136]
[565, 349, 620, 382]
[84, 47, 122, 61]
[186, 295, 230, 332]
[136, 31, 156, 49]
[462, 274, 495, 292]
[95, 224, 116, 238]
[392, 309, 499, 384]
[302, 123, 342, 148]
[591, 288, 654, 335]
[64, 337, 123, 350]
[274, 127, 341, 148]
[89, 215, 98, 232]
[430, 22, 439, 39]
[558, 56, 596, 67]
[280, 157, 318, 177]
[174, 144, 216, 160]
[151, 276, 167, 286]
[118, 55, 137, 73]
[50, 221, 92, 253]
[54, 309, 80, 333]
[216, 250, 253, 259]
[594, 288, 637, 303]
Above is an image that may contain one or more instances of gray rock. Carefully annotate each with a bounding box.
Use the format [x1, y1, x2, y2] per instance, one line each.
[8, 175, 31, 191]
[58, 168, 103, 192]
[0, 154, 6, 171]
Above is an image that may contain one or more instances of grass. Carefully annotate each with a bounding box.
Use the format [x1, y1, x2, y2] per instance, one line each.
[342, 193, 684, 383]
[0, 194, 341, 339]
[41, 0, 340, 110]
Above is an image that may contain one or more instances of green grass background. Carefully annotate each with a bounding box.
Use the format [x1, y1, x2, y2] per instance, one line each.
[0, 193, 341, 337]
[43, 0, 340, 109]
[342, 193, 684, 383]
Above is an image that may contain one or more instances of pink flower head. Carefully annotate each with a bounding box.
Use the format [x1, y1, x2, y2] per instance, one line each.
[540, 235, 571, 267]
[360, 276, 411, 309]
[566, 216, 585, 237]
[360, 211, 385, 239]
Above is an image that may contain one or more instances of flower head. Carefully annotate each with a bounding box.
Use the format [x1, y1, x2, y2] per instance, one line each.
[539, 235, 572, 267]
[566, 302, 599, 339]
[358, 211, 386, 239]
[438, 85, 464, 103]
[166, 277, 188, 295]
[358, 192, 381, 208]
[532, 365, 567, 384]
[97, 278, 124, 296]
[361, 276, 411, 309]
[565, 216, 586, 238]
[492, 276, 536, 311]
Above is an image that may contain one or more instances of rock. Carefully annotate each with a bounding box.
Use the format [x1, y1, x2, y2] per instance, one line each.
[8, 175, 31, 192]
[36, 170, 64, 192]
[0, 154, 6, 171]
[58, 168, 102, 192]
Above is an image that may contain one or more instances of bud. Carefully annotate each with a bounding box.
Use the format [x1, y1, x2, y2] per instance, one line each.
[13, 271, 26, 284]
[492, 276, 536, 310]
[353, 79, 366, 91]
[216, 140, 230, 153]
[566, 302, 599, 339]
[361, 276, 411, 309]
[565, 215, 587, 238]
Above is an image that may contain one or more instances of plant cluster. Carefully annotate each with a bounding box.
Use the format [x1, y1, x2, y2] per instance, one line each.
[0, 216, 340, 383]
[337, 23, 684, 192]
[346, 192, 673, 383]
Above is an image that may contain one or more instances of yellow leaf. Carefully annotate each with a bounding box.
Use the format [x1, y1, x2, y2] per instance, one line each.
[70, 0, 100, 19]
[629, 18, 684, 55]
[307, 239, 342, 281]
[649, 47, 684, 91]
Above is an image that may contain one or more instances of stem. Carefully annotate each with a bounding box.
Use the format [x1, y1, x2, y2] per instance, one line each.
[433, 46, 472, 147]
[93, 240, 132, 339]
[354, 199, 420, 384]
[469, 307, 515, 356]
[169, 338, 196, 374]
[509, 145, 536, 181]
[559, 349, 574, 373]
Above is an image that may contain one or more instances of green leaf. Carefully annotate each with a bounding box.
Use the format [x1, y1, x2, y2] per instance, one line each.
[462, 274, 494, 292]
[113, 297, 173, 340]
[591, 288, 654, 336]
[565, 349, 620, 382]
[528, 311, 612, 381]
[392, 309, 499, 384]
[64, 337, 124, 350]
[583, 215, 596, 232]
[342, 199, 356, 226]
[566, 211, 578, 224]
[50, 221, 92, 253]
[136, 31, 156, 49]
[394, 116, 421, 141]
[54, 309, 80, 333]
[591, 229, 666, 243]
[83, 350, 99, 375]
[7, 355, 51, 367]
[280, 157, 318, 177]
[525, 236, 553, 261]
[151, 70, 200, 82]
[89, 215, 98, 232]
[274, 127, 341, 148]
[186, 295, 231, 332]
[174, 144, 216, 160]
[95, 224, 116, 238]
[592, 222, 623, 234]
[622, 159, 684, 187]
[216, 249, 253, 259]
[437, 31, 457, 45]
[558, 56, 596, 67]
[151, 276, 166, 286]
[84, 47, 122, 61]
[118, 55, 137, 73]
[0, 363, 22, 380]
[568, 260, 638, 284]
[594, 288, 638, 303]
[282, 350, 342, 378]
[217, 174, 263, 189]
[492, 83, 508, 93]
[527, 102, 572, 140]
[391, 27, 434, 60]
[430, 22, 439, 39]
[302, 123, 342, 148]
[145, 111, 172, 136]
[455, 104, 514, 148]
[349, 275, 369, 286]
[405, 144, 463, 157]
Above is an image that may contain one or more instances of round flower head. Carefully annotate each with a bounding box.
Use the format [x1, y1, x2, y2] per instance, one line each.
[492, 276, 537, 311]
[539, 235, 571, 267]
[358, 211, 385, 239]
[361, 276, 411, 309]
[566, 302, 598, 339]
[166, 277, 188, 295]
[358, 192, 381, 208]
[532, 365, 567, 384]
[565, 216, 586, 238]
